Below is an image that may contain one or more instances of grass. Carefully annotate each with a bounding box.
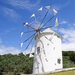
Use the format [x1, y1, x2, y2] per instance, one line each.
[45, 70, 75, 75]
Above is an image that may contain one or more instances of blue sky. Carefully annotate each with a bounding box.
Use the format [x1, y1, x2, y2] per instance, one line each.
[0, 0, 75, 55]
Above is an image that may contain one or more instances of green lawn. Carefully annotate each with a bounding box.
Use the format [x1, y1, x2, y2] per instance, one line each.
[45, 70, 75, 75]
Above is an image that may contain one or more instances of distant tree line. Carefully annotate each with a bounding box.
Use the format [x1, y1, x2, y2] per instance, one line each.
[63, 51, 75, 68]
[0, 51, 75, 74]
[63, 51, 75, 63]
[0, 53, 33, 74]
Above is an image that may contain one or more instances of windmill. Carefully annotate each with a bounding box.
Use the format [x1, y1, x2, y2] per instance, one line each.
[21, 6, 63, 74]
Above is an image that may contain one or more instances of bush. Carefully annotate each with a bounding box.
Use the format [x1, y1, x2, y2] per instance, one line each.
[0, 53, 33, 74]
[0, 51, 75, 74]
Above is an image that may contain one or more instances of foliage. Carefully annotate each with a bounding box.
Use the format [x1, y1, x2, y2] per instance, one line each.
[63, 56, 75, 68]
[0, 51, 75, 74]
[0, 53, 33, 74]
[63, 51, 75, 68]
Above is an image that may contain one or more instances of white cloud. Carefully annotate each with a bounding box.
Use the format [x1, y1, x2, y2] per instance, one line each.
[23, 47, 35, 55]
[73, 23, 75, 26]
[59, 28, 75, 42]
[58, 28, 75, 51]
[59, 20, 68, 25]
[62, 43, 75, 51]
[0, 37, 35, 55]
[0, 44, 35, 55]
[0, 37, 21, 55]
[53, 0, 71, 11]
[5, 0, 40, 10]
[0, 38, 2, 44]
[3, 7, 19, 18]
[0, 45, 21, 55]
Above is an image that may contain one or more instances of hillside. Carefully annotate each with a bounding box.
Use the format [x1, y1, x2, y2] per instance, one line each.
[0, 51, 75, 74]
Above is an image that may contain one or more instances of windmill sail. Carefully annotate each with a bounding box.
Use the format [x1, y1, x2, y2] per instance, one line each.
[29, 53, 34, 58]
[25, 22, 28, 25]
[38, 7, 43, 11]
[24, 22, 28, 26]
[21, 42, 23, 48]
[53, 9, 58, 15]
[45, 6, 50, 10]
[20, 6, 62, 74]
[21, 32, 23, 37]
[31, 13, 35, 18]
[55, 18, 58, 26]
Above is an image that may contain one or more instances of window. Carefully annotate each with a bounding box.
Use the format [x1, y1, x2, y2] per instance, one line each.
[47, 43, 49, 46]
[37, 47, 40, 54]
[57, 58, 61, 64]
[53, 47, 55, 50]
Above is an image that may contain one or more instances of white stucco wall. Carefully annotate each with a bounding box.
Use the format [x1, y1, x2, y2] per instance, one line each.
[33, 28, 63, 74]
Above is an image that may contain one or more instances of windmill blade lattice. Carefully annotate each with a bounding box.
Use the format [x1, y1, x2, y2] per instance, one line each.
[20, 6, 58, 56]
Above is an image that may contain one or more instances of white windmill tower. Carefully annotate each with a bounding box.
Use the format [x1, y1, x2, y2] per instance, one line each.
[21, 6, 63, 74]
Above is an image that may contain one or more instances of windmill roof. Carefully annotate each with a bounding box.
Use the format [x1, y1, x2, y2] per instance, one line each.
[42, 28, 55, 33]
[40, 28, 62, 39]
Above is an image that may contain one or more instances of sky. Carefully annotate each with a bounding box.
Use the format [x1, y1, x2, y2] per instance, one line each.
[0, 0, 75, 55]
